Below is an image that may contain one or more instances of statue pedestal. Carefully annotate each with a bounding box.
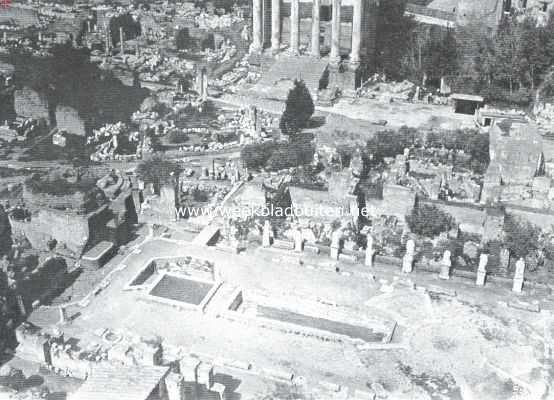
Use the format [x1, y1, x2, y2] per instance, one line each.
[476, 271, 486, 286]
[402, 256, 413, 273]
[365, 252, 374, 268]
[512, 278, 523, 293]
[330, 246, 339, 260]
[439, 264, 451, 280]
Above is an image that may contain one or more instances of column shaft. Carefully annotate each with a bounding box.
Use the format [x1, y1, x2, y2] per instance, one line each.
[330, 0, 341, 63]
[252, 0, 263, 51]
[350, 0, 362, 64]
[290, 0, 300, 54]
[271, 0, 281, 52]
[311, 0, 320, 57]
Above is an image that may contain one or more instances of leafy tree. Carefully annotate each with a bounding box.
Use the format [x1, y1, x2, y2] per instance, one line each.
[136, 155, 181, 193]
[503, 214, 540, 259]
[494, 17, 523, 94]
[518, 16, 548, 89]
[375, 0, 417, 80]
[240, 141, 278, 169]
[427, 28, 458, 82]
[279, 80, 314, 139]
[407, 204, 455, 237]
[266, 138, 315, 171]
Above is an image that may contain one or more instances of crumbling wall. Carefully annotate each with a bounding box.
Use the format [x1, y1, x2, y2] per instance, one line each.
[506, 205, 554, 229]
[11, 210, 90, 255]
[365, 184, 416, 219]
[55, 105, 87, 136]
[14, 87, 50, 122]
[18, 257, 67, 309]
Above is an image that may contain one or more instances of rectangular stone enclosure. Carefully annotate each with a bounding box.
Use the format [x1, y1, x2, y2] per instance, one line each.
[150, 275, 213, 305]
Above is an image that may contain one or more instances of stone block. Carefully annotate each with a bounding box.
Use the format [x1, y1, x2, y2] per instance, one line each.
[338, 253, 357, 263]
[508, 300, 540, 313]
[197, 362, 214, 387]
[353, 389, 376, 400]
[427, 285, 456, 297]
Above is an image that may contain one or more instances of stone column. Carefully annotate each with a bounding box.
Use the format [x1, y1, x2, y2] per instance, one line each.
[311, 0, 321, 57]
[350, 0, 362, 66]
[119, 27, 124, 55]
[271, 0, 281, 53]
[252, 0, 263, 52]
[330, 0, 342, 64]
[290, 0, 300, 55]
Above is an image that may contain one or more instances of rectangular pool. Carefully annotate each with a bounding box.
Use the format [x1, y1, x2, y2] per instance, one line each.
[149, 275, 214, 306]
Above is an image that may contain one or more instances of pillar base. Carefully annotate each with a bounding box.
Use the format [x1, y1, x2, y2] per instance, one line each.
[329, 56, 341, 66]
[349, 59, 361, 71]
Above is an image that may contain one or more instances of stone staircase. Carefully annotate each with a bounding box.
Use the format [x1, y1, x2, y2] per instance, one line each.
[251, 55, 329, 100]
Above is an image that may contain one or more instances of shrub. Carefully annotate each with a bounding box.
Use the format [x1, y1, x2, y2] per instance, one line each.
[240, 141, 278, 169]
[167, 130, 188, 144]
[240, 138, 315, 171]
[407, 204, 455, 237]
[279, 80, 314, 138]
[503, 214, 539, 259]
[266, 139, 314, 171]
[136, 155, 181, 191]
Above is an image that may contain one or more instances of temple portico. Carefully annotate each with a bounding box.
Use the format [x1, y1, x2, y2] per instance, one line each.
[251, 0, 377, 70]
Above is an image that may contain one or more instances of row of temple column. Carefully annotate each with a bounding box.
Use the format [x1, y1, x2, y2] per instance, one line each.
[252, 0, 363, 65]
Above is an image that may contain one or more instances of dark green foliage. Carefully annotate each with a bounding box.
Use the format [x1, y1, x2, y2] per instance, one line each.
[366, 127, 489, 174]
[240, 138, 315, 171]
[279, 80, 314, 138]
[266, 138, 315, 171]
[136, 155, 181, 190]
[503, 214, 540, 259]
[393, 10, 554, 106]
[240, 141, 278, 169]
[109, 13, 141, 46]
[375, 0, 417, 80]
[0, 206, 12, 256]
[175, 28, 193, 50]
[167, 130, 188, 144]
[9, 44, 149, 131]
[366, 126, 417, 162]
[201, 33, 215, 51]
[407, 204, 455, 237]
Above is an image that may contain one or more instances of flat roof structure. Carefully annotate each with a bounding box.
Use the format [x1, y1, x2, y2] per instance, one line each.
[68, 365, 169, 400]
[82, 241, 115, 262]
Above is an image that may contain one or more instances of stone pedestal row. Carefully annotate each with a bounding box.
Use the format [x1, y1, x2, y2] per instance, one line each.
[252, 0, 363, 64]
